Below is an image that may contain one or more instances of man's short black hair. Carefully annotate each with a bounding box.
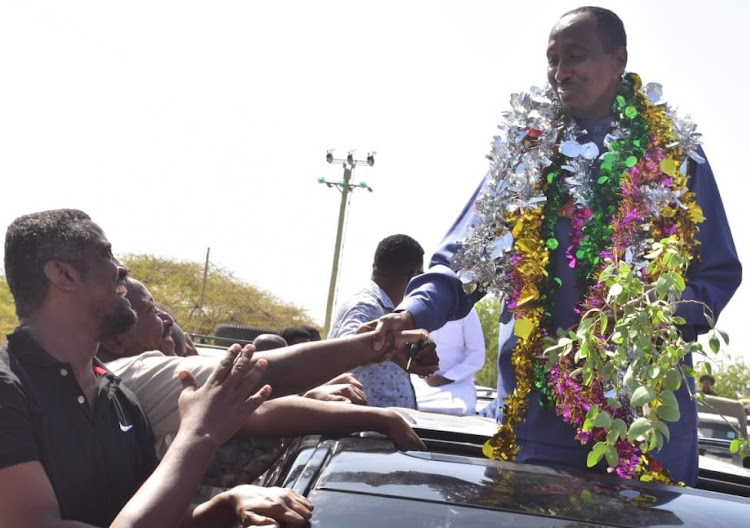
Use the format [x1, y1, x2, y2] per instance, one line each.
[373, 234, 424, 275]
[563, 6, 627, 51]
[303, 325, 322, 341]
[4, 209, 96, 318]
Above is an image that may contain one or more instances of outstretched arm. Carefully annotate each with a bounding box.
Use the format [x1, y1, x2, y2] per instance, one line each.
[108, 331, 437, 439]
[253, 330, 437, 396]
[238, 395, 426, 451]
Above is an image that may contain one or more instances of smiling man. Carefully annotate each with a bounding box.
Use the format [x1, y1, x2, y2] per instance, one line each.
[98, 278, 176, 362]
[546, 9, 626, 121]
[365, 6, 741, 485]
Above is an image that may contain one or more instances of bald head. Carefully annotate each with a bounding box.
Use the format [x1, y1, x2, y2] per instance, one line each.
[252, 334, 288, 351]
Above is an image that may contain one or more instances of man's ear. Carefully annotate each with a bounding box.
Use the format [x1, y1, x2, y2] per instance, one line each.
[615, 46, 627, 76]
[43, 260, 81, 292]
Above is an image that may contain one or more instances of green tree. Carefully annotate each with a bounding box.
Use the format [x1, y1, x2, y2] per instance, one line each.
[474, 295, 501, 388]
[0, 276, 18, 344]
[714, 362, 750, 399]
[2, 258, 315, 345]
[122, 254, 314, 336]
[709, 361, 750, 400]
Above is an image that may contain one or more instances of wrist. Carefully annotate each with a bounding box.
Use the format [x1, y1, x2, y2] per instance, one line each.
[185, 482, 238, 524]
[394, 309, 415, 329]
[173, 423, 223, 454]
[373, 408, 400, 433]
[351, 333, 384, 364]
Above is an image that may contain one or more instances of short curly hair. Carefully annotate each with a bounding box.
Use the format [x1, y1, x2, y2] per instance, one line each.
[4, 209, 96, 318]
[373, 234, 424, 275]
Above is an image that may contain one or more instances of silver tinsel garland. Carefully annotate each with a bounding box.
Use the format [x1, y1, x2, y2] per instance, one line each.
[451, 79, 703, 297]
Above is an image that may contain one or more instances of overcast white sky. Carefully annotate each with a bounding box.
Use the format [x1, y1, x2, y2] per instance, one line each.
[1, 1, 747, 363]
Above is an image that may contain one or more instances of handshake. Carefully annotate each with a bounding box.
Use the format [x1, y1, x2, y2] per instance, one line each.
[357, 312, 439, 377]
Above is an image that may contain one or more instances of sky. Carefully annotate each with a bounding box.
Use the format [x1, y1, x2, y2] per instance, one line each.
[1, 1, 748, 365]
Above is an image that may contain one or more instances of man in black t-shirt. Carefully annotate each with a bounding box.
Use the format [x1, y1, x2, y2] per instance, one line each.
[0, 209, 312, 527]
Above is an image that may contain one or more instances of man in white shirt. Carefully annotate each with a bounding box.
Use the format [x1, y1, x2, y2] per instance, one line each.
[411, 307, 485, 415]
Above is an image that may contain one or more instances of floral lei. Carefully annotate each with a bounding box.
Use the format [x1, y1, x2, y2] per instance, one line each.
[452, 73, 705, 481]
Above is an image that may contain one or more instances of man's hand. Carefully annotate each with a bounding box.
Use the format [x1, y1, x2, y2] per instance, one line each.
[381, 410, 427, 451]
[228, 485, 313, 527]
[426, 374, 453, 387]
[304, 382, 367, 405]
[356, 311, 415, 351]
[377, 329, 438, 377]
[177, 344, 272, 448]
[324, 372, 361, 386]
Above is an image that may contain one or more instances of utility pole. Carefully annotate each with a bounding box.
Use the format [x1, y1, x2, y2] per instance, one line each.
[195, 246, 210, 335]
[319, 149, 375, 336]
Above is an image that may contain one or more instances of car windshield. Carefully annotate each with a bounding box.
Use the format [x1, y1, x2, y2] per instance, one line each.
[700, 421, 742, 442]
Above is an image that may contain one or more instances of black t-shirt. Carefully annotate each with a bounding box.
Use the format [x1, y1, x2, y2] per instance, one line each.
[0, 328, 157, 525]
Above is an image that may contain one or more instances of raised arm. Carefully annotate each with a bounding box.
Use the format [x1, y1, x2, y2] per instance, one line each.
[111, 346, 271, 528]
[0, 345, 270, 528]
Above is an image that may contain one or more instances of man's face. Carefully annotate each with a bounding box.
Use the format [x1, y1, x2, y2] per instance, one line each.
[79, 223, 136, 340]
[119, 279, 175, 356]
[546, 13, 626, 120]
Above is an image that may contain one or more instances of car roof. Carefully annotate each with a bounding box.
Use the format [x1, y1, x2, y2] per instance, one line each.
[274, 435, 750, 527]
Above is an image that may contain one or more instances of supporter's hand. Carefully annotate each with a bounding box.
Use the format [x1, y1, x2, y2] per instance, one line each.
[381, 410, 427, 451]
[177, 344, 271, 448]
[227, 485, 313, 527]
[356, 311, 415, 351]
[426, 374, 453, 387]
[324, 372, 362, 387]
[378, 329, 438, 377]
[304, 383, 367, 405]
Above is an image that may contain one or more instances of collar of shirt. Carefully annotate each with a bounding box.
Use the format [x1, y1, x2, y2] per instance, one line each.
[365, 279, 395, 312]
[7, 327, 120, 384]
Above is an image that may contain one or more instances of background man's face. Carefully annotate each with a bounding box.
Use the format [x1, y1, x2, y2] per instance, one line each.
[119, 279, 175, 356]
[546, 13, 626, 120]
